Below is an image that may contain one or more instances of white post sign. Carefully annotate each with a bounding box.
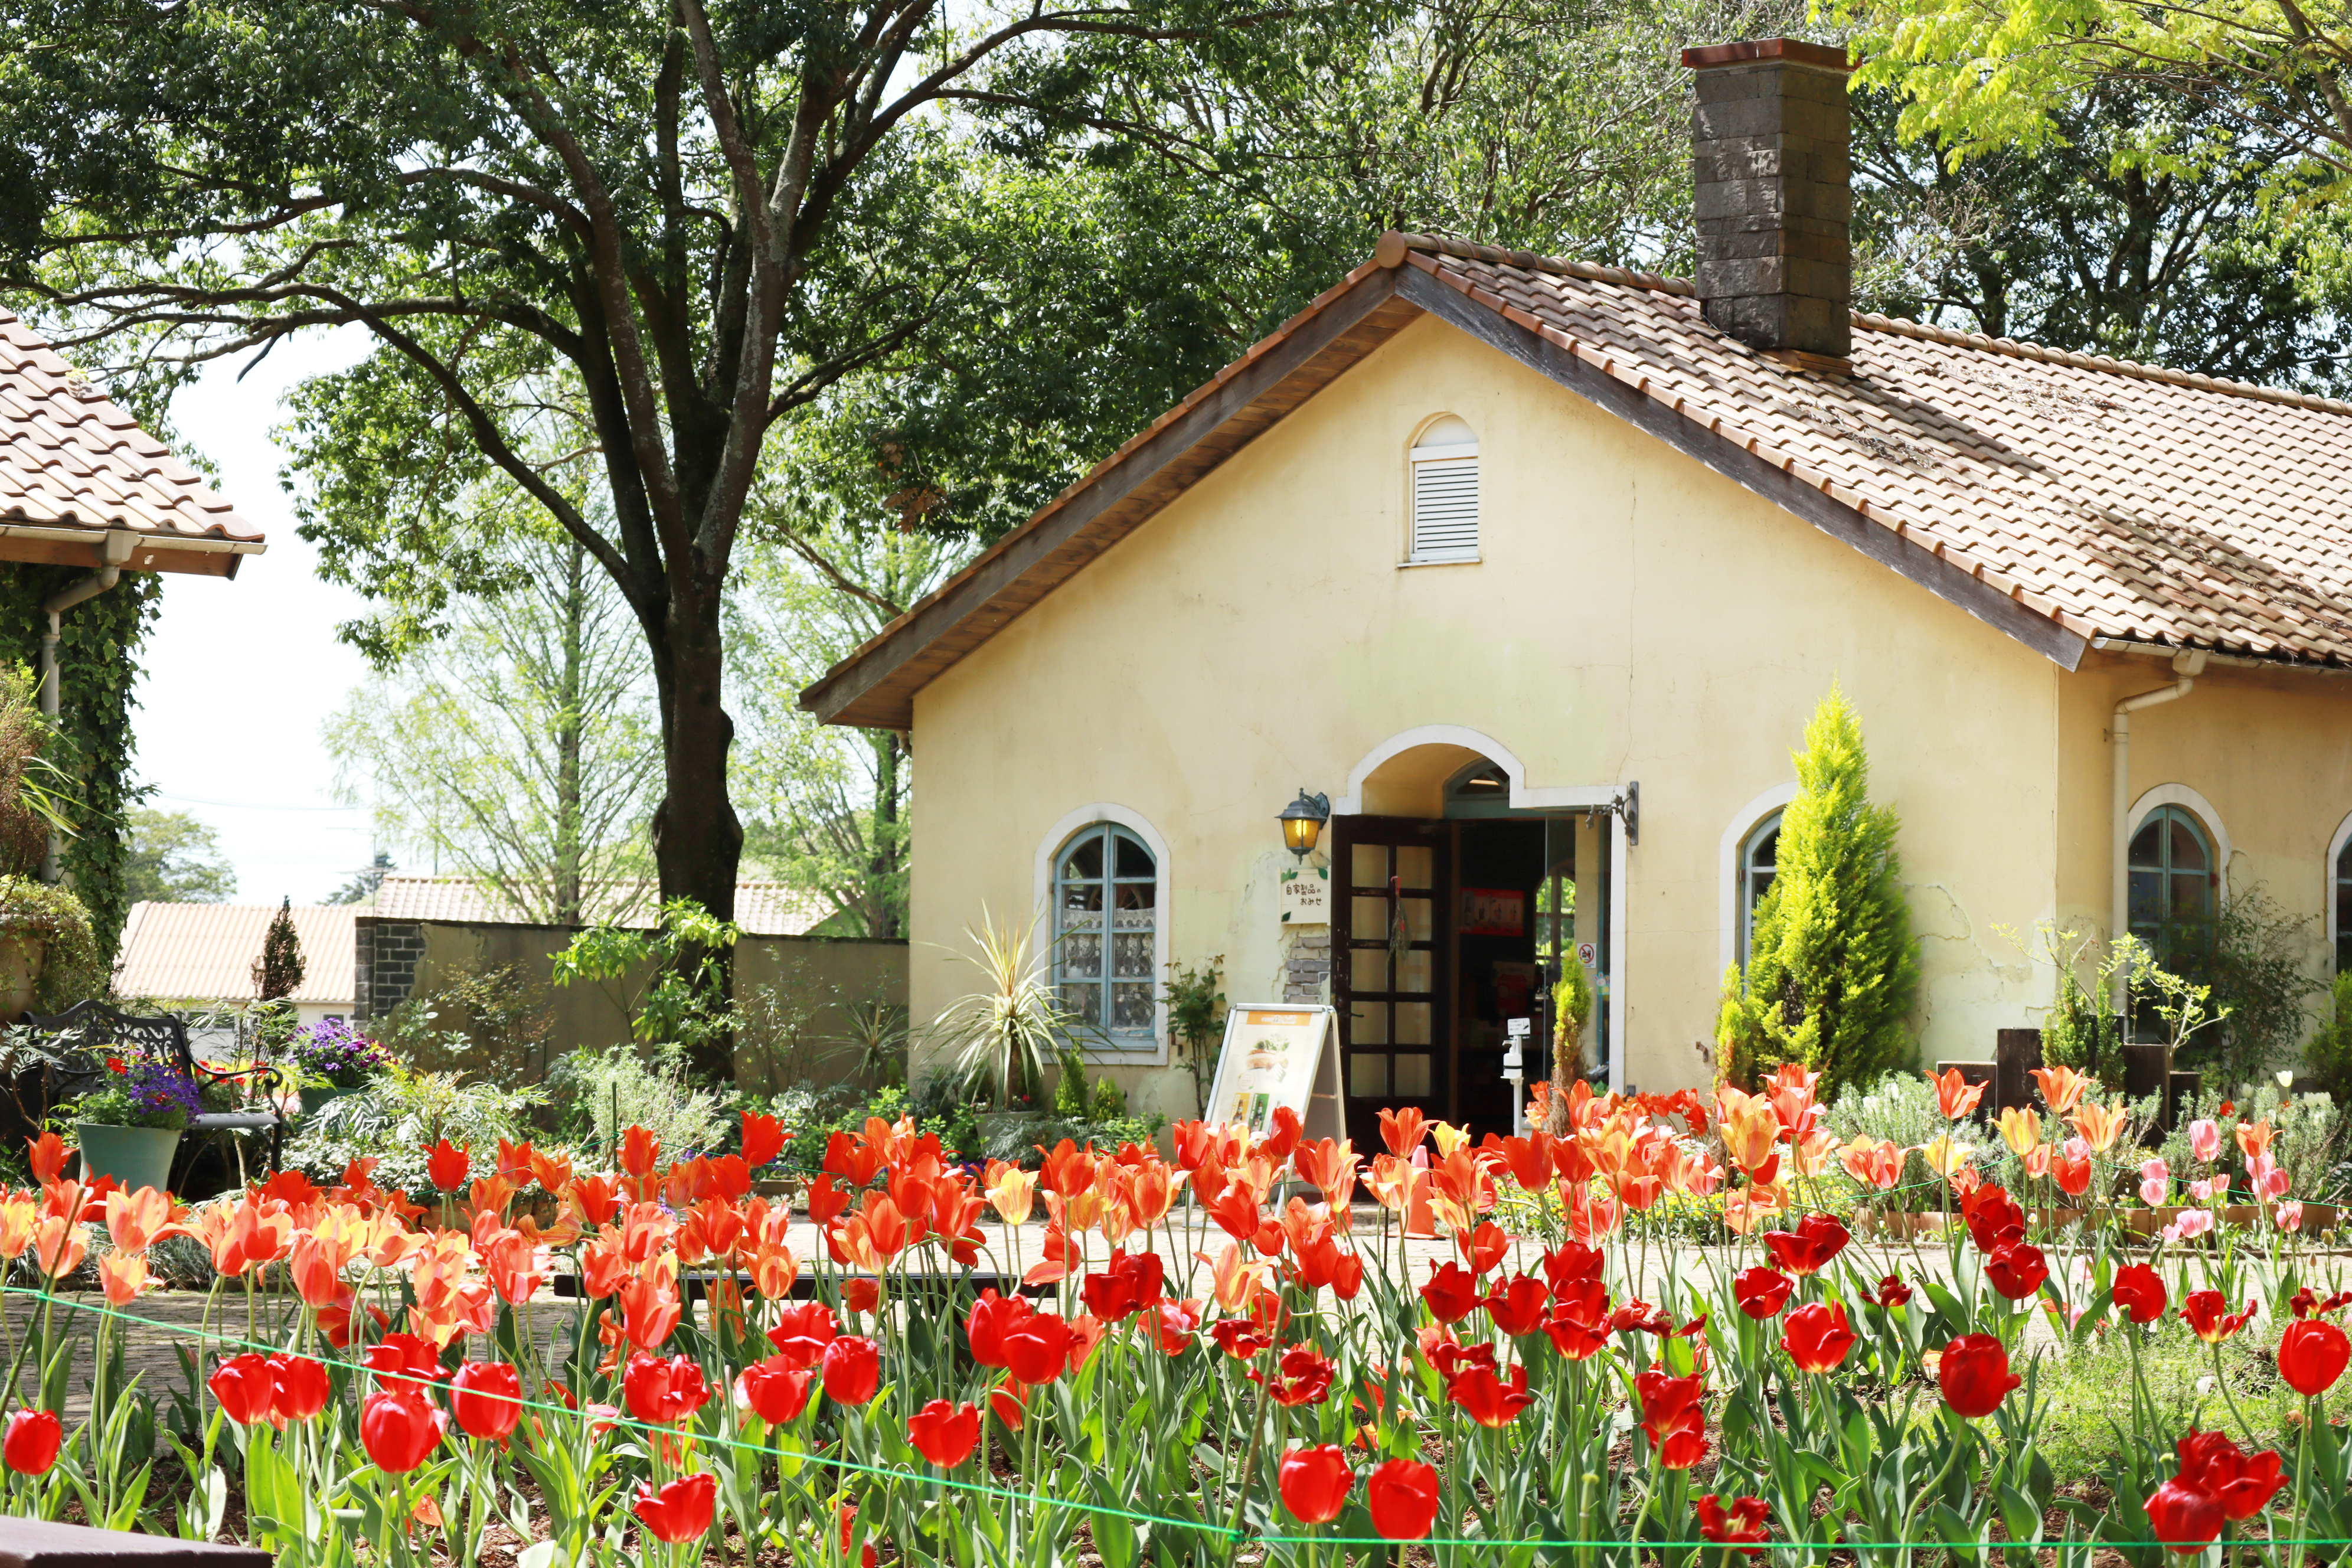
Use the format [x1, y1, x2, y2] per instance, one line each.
[1279, 865, 1329, 925]
[1203, 1004, 1342, 1144]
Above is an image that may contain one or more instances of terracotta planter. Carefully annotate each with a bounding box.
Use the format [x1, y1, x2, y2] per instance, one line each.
[0, 933, 45, 1021]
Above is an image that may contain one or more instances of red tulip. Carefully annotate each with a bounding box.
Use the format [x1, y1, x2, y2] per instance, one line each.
[1984, 1243, 2050, 1301]
[209, 1353, 278, 1425]
[1277, 1444, 1352, 1524]
[1256, 1345, 1336, 1407]
[1485, 1275, 1549, 1337]
[966, 1289, 1023, 1369]
[906, 1399, 982, 1468]
[2177, 1428, 2290, 1521]
[1001, 1313, 1072, 1387]
[2279, 1318, 2352, 1397]
[425, 1138, 469, 1193]
[741, 1110, 788, 1170]
[1781, 1302, 1857, 1374]
[269, 1355, 331, 1423]
[2112, 1263, 2168, 1325]
[1760, 1213, 1850, 1276]
[451, 1360, 522, 1442]
[1420, 1261, 1481, 1324]
[360, 1389, 446, 1474]
[1637, 1368, 1710, 1467]
[1446, 1362, 1535, 1427]
[2, 1409, 60, 1475]
[633, 1472, 717, 1545]
[842, 1278, 881, 1316]
[1697, 1494, 1771, 1557]
[1367, 1458, 1440, 1540]
[767, 1301, 839, 1370]
[1961, 1184, 2026, 1250]
[1936, 1334, 2020, 1419]
[737, 1357, 815, 1424]
[2181, 1291, 2257, 1344]
[2051, 1147, 2092, 1197]
[821, 1335, 881, 1406]
[623, 1353, 713, 1425]
[1733, 1267, 1794, 1319]
[2145, 1476, 2223, 1553]
[1865, 1273, 1913, 1309]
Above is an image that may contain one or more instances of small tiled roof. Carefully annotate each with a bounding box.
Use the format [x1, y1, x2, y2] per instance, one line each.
[368, 874, 834, 936]
[803, 231, 2352, 727]
[113, 902, 356, 1007]
[0, 308, 265, 574]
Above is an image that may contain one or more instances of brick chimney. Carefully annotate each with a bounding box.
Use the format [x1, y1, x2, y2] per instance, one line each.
[1683, 38, 1854, 368]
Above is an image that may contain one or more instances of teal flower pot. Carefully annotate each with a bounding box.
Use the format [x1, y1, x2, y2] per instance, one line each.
[75, 1123, 181, 1194]
[300, 1086, 354, 1116]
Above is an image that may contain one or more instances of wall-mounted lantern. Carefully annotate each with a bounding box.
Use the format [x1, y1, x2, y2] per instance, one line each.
[1278, 788, 1331, 861]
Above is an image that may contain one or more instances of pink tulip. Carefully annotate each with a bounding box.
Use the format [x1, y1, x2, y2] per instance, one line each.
[2142, 1177, 2170, 1206]
[2279, 1201, 2305, 1231]
[2190, 1120, 2221, 1163]
[2175, 1210, 2214, 1242]
[2190, 1179, 2213, 1203]
[2248, 1155, 2289, 1200]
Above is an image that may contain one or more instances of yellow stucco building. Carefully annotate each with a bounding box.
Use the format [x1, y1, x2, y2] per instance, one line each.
[804, 41, 2352, 1138]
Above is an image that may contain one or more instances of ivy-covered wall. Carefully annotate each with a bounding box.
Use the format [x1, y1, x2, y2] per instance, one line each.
[0, 562, 162, 967]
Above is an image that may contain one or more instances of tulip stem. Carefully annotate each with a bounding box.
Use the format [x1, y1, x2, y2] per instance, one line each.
[2212, 1340, 2259, 1447]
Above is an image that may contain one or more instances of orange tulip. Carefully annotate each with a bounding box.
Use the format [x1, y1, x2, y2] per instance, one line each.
[1841, 1137, 1904, 1191]
[2028, 1066, 2090, 1116]
[30, 1215, 85, 1279]
[25, 1132, 68, 1185]
[2236, 1120, 2275, 1160]
[1928, 1066, 1986, 1120]
[99, 1252, 151, 1307]
[1717, 1090, 1782, 1176]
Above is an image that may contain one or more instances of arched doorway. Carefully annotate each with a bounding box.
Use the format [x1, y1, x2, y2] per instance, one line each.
[1330, 733, 1616, 1143]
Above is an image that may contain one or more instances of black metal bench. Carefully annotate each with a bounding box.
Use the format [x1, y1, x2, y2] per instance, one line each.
[22, 999, 288, 1177]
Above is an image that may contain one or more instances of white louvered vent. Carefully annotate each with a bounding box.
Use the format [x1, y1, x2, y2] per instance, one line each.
[1409, 442, 1479, 563]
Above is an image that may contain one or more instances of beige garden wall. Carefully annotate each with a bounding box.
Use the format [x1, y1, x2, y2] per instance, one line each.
[909, 311, 2075, 1116]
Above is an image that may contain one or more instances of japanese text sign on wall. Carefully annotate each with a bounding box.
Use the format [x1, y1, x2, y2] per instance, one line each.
[1279, 865, 1329, 925]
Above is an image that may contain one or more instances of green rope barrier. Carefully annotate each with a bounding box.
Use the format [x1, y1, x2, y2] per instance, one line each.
[7, 1286, 2345, 1552]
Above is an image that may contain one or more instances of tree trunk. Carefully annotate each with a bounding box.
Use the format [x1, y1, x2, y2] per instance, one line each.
[869, 729, 903, 940]
[555, 539, 587, 928]
[652, 571, 744, 1084]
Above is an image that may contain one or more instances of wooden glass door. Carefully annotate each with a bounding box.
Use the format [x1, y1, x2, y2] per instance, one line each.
[1331, 815, 1449, 1146]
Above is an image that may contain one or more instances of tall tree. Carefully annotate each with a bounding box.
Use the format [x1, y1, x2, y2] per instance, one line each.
[731, 507, 968, 939]
[122, 808, 237, 904]
[329, 525, 660, 926]
[0, 0, 1315, 1079]
[1852, 88, 2352, 394]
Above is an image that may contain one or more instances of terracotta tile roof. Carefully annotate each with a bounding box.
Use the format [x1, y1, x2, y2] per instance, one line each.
[0, 308, 264, 573]
[803, 230, 2352, 728]
[368, 874, 834, 936]
[1399, 235, 2352, 665]
[113, 902, 357, 1007]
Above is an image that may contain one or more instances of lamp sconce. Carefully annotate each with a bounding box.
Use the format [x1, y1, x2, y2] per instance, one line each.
[1278, 788, 1331, 861]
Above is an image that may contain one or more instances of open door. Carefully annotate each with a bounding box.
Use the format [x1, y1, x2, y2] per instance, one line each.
[1331, 815, 1449, 1147]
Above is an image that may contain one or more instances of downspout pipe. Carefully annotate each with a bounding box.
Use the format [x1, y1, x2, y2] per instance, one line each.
[2111, 648, 2208, 1010]
[36, 531, 135, 879]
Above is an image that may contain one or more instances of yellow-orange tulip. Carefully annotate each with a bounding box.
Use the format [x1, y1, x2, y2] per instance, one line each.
[2236, 1119, 2276, 1160]
[1920, 1133, 1975, 1179]
[2028, 1066, 2091, 1116]
[1996, 1107, 2041, 1158]
[2070, 1102, 2128, 1154]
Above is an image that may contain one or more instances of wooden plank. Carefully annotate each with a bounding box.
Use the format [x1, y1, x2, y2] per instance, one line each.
[804, 275, 1420, 729]
[0, 1519, 271, 1568]
[1392, 267, 2090, 673]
